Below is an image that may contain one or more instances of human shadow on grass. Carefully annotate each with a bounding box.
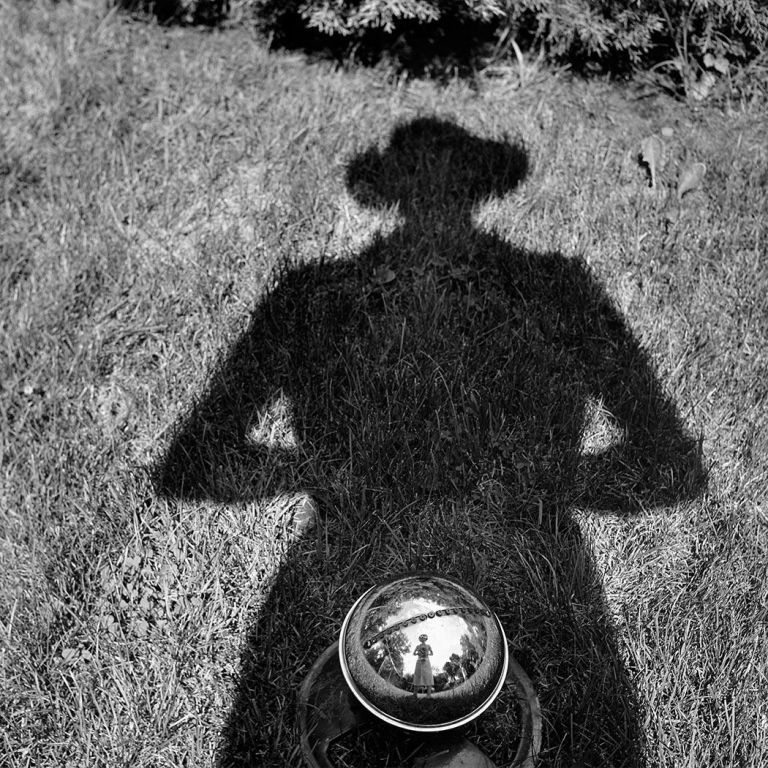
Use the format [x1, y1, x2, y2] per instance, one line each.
[157, 118, 704, 767]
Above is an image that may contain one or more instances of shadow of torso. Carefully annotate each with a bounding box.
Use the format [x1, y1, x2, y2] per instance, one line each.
[158, 120, 702, 767]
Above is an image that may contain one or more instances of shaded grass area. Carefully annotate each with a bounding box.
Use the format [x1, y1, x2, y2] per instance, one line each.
[1, 2, 767, 766]
[160, 117, 704, 766]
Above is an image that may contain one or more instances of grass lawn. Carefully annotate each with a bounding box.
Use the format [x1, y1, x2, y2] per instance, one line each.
[2, 2, 767, 766]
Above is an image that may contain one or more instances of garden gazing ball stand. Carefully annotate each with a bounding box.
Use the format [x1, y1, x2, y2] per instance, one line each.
[298, 574, 541, 767]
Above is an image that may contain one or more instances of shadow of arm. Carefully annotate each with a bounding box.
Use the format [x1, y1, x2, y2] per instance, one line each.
[572, 265, 706, 511]
[154, 275, 310, 503]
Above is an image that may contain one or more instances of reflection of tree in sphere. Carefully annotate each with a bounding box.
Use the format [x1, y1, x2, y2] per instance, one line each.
[460, 633, 480, 678]
[443, 653, 463, 687]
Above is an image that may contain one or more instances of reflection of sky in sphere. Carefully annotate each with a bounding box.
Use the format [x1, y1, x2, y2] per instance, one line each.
[384, 597, 485, 677]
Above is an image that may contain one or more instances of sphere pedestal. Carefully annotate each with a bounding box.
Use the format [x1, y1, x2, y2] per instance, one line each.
[298, 641, 540, 767]
[298, 571, 542, 768]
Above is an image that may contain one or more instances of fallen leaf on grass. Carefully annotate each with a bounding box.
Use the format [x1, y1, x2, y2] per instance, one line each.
[677, 162, 706, 200]
[704, 53, 729, 75]
[96, 382, 134, 433]
[132, 618, 149, 637]
[639, 135, 664, 189]
[690, 72, 716, 102]
[290, 495, 317, 535]
[372, 265, 396, 285]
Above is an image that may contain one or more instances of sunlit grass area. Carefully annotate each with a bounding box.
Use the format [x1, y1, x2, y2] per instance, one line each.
[2, 2, 767, 767]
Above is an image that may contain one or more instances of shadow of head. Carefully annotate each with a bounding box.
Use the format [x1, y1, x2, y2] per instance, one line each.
[345, 117, 528, 215]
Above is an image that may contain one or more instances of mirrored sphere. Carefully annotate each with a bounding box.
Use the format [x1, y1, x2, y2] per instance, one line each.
[339, 573, 508, 732]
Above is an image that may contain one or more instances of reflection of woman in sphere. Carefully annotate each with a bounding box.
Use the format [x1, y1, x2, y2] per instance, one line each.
[412, 634, 434, 696]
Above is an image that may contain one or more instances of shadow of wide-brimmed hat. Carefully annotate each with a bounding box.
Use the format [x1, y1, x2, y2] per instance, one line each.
[345, 117, 529, 209]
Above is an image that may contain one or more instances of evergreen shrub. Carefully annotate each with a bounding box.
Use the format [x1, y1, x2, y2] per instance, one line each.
[249, 0, 768, 76]
[121, 0, 768, 82]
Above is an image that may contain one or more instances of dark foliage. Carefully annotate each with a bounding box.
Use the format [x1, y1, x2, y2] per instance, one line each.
[118, 0, 768, 79]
